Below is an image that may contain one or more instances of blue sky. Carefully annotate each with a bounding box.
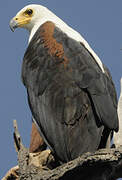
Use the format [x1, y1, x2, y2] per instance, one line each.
[1, 0, 122, 178]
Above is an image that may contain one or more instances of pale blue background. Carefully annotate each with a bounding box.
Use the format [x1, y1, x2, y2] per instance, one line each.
[0, 0, 122, 178]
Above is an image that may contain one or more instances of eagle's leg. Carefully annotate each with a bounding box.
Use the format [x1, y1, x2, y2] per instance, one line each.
[29, 122, 47, 153]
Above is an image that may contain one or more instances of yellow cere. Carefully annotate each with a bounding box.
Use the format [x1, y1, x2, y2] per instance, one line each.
[13, 9, 34, 27]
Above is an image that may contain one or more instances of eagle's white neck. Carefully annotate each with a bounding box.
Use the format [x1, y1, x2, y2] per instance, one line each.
[29, 21, 42, 42]
[29, 11, 105, 73]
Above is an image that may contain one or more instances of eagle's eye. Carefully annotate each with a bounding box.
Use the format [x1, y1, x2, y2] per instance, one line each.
[26, 9, 33, 15]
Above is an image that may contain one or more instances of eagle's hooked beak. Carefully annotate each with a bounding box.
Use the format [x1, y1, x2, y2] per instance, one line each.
[9, 19, 19, 32]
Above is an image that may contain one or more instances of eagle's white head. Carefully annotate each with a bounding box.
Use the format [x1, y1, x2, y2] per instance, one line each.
[9, 4, 69, 42]
[10, 5, 48, 31]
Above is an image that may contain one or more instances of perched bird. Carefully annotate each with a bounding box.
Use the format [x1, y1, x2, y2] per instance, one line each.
[114, 78, 122, 147]
[10, 4, 119, 163]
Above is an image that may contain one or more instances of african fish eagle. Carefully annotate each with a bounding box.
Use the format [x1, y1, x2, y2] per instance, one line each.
[9, 4, 119, 163]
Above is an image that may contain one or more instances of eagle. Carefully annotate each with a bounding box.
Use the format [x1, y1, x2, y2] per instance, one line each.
[10, 4, 119, 163]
